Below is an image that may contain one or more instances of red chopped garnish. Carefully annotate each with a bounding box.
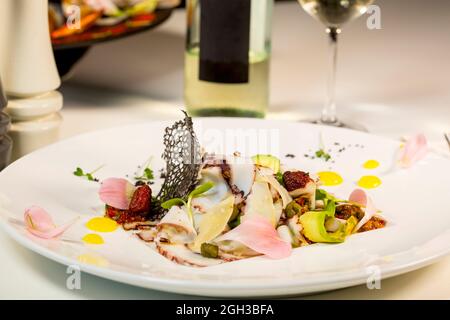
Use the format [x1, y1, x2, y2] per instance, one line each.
[105, 205, 126, 221]
[283, 171, 312, 192]
[129, 184, 152, 215]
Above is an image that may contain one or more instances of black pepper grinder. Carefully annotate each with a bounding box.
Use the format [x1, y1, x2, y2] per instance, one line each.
[0, 78, 12, 170]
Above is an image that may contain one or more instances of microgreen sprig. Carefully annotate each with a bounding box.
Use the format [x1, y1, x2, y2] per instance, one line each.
[134, 167, 154, 182]
[73, 165, 104, 182]
[315, 149, 331, 161]
[134, 157, 155, 184]
[161, 182, 214, 225]
[315, 132, 332, 161]
[275, 171, 284, 186]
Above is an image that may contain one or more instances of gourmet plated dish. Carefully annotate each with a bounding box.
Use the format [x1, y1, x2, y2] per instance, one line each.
[87, 113, 386, 267]
[7, 113, 442, 296]
[22, 114, 390, 267]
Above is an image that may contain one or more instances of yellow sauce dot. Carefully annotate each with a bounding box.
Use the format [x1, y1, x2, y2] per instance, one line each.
[357, 175, 382, 189]
[318, 171, 343, 186]
[82, 233, 104, 245]
[77, 253, 109, 267]
[86, 217, 118, 233]
[363, 160, 380, 169]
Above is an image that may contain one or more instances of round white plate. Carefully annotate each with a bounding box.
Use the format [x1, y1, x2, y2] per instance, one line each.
[0, 118, 449, 297]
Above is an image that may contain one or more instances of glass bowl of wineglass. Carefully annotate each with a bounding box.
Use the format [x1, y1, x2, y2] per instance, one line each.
[298, 0, 375, 130]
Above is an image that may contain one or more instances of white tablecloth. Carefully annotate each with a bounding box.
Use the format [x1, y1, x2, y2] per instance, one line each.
[1, 0, 449, 299]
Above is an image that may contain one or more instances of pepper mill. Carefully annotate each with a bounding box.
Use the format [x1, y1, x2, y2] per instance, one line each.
[0, 0, 63, 161]
[0, 78, 12, 170]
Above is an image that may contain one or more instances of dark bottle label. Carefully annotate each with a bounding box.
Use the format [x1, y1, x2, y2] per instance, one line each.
[199, 0, 251, 84]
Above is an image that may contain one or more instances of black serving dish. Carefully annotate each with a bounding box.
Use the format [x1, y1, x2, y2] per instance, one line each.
[51, 8, 174, 78]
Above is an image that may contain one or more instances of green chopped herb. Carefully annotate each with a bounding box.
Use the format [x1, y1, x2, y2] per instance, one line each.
[201, 243, 219, 258]
[285, 200, 302, 218]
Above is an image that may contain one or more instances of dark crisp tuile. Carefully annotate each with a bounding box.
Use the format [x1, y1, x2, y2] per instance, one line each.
[283, 171, 312, 192]
[152, 111, 202, 218]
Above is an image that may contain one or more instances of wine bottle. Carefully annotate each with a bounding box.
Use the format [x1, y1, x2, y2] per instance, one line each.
[184, 0, 273, 118]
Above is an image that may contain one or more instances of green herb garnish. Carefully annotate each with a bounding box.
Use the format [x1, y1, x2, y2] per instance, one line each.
[275, 171, 284, 186]
[188, 182, 214, 198]
[73, 165, 104, 182]
[315, 149, 331, 161]
[160, 181, 214, 225]
[160, 198, 186, 209]
[135, 167, 154, 182]
[134, 157, 155, 184]
[315, 188, 344, 206]
[186, 182, 214, 224]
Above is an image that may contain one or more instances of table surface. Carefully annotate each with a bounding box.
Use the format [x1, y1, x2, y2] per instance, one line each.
[1, 0, 450, 299]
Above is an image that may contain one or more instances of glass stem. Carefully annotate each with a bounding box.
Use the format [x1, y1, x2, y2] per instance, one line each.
[321, 27, 340, 124]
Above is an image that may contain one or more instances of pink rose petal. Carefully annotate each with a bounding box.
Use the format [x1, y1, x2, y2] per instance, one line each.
[216, 215, 292, 259]
[99, 178, 135, 210]
[349, 189, 378, 231]
[24, 206, 76, 239]
[398, 133, 428, 168]
[348, 189, 368, 207]
[24, 206, 55, 232]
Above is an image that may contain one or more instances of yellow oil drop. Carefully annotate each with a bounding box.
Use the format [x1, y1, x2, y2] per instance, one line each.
[82, 233, 104, 245]
[363, 160, 380, 169]
[77, 253, 109, 267]
[86, 217, 117, 233]
[318, 171, 343, 186]
[357, 175, 382, 189]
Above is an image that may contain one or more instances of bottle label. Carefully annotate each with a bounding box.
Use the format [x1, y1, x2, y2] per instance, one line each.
[199, 0, 251, 84]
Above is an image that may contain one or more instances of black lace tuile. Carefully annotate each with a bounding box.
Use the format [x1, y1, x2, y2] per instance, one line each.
[151, 111, 202, 219]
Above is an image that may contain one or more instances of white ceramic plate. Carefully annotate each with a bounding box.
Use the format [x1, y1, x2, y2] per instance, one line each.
[0, 118, 449, 297]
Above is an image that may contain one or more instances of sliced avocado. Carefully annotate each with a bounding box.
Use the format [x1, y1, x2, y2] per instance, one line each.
[252, 154, 281, 173]
[345, 216, 358, 235]
[298, 201, 346, 243]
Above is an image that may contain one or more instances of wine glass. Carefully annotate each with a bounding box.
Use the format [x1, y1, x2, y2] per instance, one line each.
[298, 0, 375, 130]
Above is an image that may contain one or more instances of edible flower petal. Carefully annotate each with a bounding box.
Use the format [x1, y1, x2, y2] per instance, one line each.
[398, 133, 428, 168]
[24, 206, 76, 239]
[348, 189, 368, 206]
[99, 178, 135, 210]
[215, 215, 291, 259]
[349, 189, 378, 231]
